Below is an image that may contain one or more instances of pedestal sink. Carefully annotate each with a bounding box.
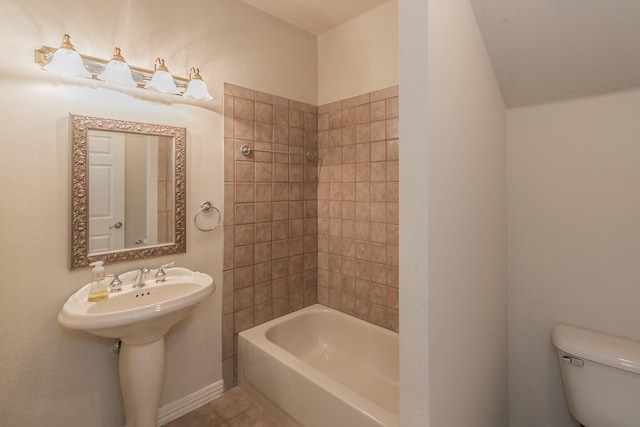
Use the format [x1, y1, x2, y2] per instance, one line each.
[58, 267, 215, 427]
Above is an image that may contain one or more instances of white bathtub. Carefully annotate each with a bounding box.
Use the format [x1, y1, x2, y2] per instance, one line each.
[238, 304, 399, 427]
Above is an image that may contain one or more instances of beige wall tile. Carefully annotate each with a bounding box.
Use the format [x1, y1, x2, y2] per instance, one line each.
[235, 119, 254, 141]
[371, 140, 386, 161]
[371, 162, 386, 182]
[254, 242, 272, 264]
[386, 97, 399, 118]
[273, 297, 289, 318]
[224, 228, 235, 271]
[370, 85, 399, 101]
[235, 183, 254, 203]
[371, 182, 387, 202]
[222, 315, 234, 362]
[234, 287, 253, 311]
[254, 262, 272, 284]
[342, 93, 370, 108]
[254, 302, 273, 325]
[355, 143, 370, 163]
[304, 112, 318, 130]
[289, 100, 317, 115]
[289, 109, 304, 128]
[273, 105, 289, 125]
[222, 272, 234, 316]
[370, 100, 386, 121]
[318, 100, 341, 114]
[356, 123, 370, 143]
[234, 266, 253, 290]
[234, 245, 254, 267]
[255, 102, 273, 123]
[235, 161, 254, 182]
[225, 83, 255, 99]
[386, 309, 399, 332]
[386, 117, 399, 139]
[235, 224, 254, 246]
[387, 245, 399, 268]
[256, 90, 288, 107]
[386, 139, 399, 160]
[235, 97, 255, 121]
[254, 162, 272, 182]
[255, 122, 273, 143]
[235, 204, 254, 225]
[355, 104, 370, 124]
[370, 303, 386, 327]
[234, 307, 254, 333]
[340, 110, 355, 132]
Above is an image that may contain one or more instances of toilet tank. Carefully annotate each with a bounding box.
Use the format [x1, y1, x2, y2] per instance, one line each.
[551, 324, 640, 427]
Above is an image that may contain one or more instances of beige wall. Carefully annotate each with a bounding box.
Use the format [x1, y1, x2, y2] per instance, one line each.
[318, 1, 398, 105]
[507, 88, 640, 427]
[0, 0, 316, 425]
[400, 0, 508, 425]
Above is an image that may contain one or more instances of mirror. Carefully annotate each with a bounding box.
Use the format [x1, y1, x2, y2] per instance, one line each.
[70, 114, 186, 269]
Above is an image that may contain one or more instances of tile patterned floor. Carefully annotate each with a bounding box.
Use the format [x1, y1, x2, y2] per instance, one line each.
[164, 387, 280, 427]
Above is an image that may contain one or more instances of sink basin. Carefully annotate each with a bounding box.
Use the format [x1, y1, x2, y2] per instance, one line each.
[58, 266, 215, 427]
[59, 267, 214, 341]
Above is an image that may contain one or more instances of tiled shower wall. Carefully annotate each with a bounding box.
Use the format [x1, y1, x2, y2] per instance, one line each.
[316, 87, 399, 332]
[222, 84, 319, 388]
[222, 84, 399, 387]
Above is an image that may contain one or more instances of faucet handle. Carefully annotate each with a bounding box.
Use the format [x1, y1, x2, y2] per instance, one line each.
[155, 262, 176, 282]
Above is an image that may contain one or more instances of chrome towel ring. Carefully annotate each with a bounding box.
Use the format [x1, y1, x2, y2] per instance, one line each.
[194, 201, 221, 231]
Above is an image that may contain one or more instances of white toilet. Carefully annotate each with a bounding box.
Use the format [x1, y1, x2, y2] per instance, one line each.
[552, 323, 640, 427]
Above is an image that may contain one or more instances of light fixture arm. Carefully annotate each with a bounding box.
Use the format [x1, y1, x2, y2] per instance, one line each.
[111, 47, 125, 62]
[154, 57, 170, 72]
[60, 34, 76, 50]
[189, 67, 204, 80]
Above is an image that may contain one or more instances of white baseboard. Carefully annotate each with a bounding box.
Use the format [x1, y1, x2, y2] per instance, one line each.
[157, 380, 224, 426]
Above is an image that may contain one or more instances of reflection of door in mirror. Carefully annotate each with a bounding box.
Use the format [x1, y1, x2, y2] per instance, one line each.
[88, 130, 174, 254]
[88, 130, 125, 253]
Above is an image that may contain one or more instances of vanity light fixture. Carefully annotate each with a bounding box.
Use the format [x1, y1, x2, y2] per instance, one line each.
[97, 47, 136, 87]
[34, 34, 213, 101]
[182, 67, 213, 100]
[42, 34, 92, 79]
[145, 58, 180, 94]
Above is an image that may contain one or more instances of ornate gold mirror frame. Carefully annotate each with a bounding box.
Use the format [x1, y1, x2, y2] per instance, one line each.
[70, 114, 186, 269]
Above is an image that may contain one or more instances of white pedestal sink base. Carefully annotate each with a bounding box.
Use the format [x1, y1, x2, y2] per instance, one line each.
[119, 338, 166, 427]
[57, 268, 215, 427]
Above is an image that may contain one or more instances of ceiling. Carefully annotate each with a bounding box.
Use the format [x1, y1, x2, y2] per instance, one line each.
[469, 0, 640, 107]
[241, 0, 389, 35]
[242, 0, 640, 107]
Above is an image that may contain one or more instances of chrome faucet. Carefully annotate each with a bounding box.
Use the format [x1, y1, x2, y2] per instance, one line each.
[109, 274, 123, 292]
[155, 262, 175, 282]
[133, 267, 150, 288]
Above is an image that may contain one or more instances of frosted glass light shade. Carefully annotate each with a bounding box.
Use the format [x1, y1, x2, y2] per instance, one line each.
[145, 59, 179, 95]
[183, 67, 212, 100]
[98, 48, 136, 87]
[183, 78, 212, 100]
[43, 47, 91, 78]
